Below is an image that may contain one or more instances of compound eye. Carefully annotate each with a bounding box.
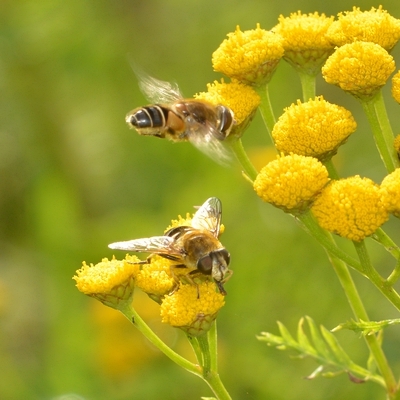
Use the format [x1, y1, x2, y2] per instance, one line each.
[197, 255, 213, 275]
[219, 249, 230, 265]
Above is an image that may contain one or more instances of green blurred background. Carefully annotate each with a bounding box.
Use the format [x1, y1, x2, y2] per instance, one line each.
[1, 1, 400, 399]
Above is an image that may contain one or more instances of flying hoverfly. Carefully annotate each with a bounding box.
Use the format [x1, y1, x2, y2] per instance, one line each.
[108, 197, 232, 295]
[125, 69, 235, 164]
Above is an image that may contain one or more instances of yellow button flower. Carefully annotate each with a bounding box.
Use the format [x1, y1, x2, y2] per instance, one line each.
[392, 71, 400, 104]
[212, 24, 284, 86]
[272, 97, 357, 160]
[73, 255, 140, 308]
[273, 11, 334, 75]
[254, 154, 329, 213]
[322, 41, 395, 100]
[195, 80, 261, 137]
[160, 282, 225, 336]
[312, 176, 389, 241]
[326, 6, 400, 51]
[381, 168, 400, 217]
[135, 255, 179, 303]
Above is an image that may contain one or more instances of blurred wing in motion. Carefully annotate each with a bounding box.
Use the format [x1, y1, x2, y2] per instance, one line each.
[191, 197, 222, 237]
[132, 64, 183, 104]
[108, 236, 182, 260]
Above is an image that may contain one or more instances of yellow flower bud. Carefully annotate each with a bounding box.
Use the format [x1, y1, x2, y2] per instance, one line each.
[73, 255, 140, 309]
[273, 11, 334, 75]
[254, 154, 329, 213]
[272, 97, 357, 160]
[327, 6, 400, 51]
[312, 176, 389, 241]
[212, 24, 284, 86]
[322, 41, 395, 100]
[381, 168, 400, 218]
[160, 282, 225, 336]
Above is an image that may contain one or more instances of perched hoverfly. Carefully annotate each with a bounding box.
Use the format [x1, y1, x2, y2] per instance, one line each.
[126, 69, 235, 163]
[108, 197, 232, 295]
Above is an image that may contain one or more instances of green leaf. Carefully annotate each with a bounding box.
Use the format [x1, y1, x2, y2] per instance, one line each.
[333, 318, 400, 335]
[257, 316, 385, 387]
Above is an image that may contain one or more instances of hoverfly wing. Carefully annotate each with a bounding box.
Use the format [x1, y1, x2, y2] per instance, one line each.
[131, 64, 184, 104]
[188, 124, 232, 165]
[108, 236, 180, 257]
[191, 197, 222, 237]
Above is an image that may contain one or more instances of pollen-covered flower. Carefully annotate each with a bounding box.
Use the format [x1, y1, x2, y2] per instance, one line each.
[254, 154, 329, 213]
[312, 176, 389, 241]
[322, 41, 395, 100]
[160, 282, 225, 336]
[272, 97, 356, 160]
[326, 6, 400, 51]
[212, 24, 284, 86]
[381, 168, 400, 217]
[273, 12, 334, 75]
[195, 79, 260, 137]
[392, 71, 400, 104]
[73, 255, 140, 308]
[135, 255, 180, 303]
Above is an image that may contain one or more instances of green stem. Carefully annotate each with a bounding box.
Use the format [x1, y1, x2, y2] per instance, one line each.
[372, 228, 400, 260]
[328, 246, 397, 396]
[197, 334, 212, 375]
[229, 138, 258, 181]
[323, 159, 340, 180]
[299, 213, 397, 395]
[361, 90, 399, 173]
[119, 303, 201, 376]
[352, 241, 398, 397]
[353, 240, 400, 312]
[297, 211, 363, 274]
[208, 321, 219, 372]
[255, 84, 276, 139]
[196, 325, 232, 400]
[387, 258, 400, 286]
[120, 304, 231, 399]
[298, 71, 316, 102]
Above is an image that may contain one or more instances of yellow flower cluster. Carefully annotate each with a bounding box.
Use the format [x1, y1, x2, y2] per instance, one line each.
[312, 176, 389, 241]
[75, 210, 227, 335]
[381, 169, 400, 218]
[135, 255, 178, 303]
[392, 71, 400, 104]
[272, 97, 357, 160]
[273, 12, 334, 74]
[212, 24, 284, 86]
[73, 255, 140, 308]
[195, 80, 260, 126]
[254, 154, 329, 213]
[326, 6, 400, 51]
[322, 41, 395, 100]
[160, 282, 225, 336]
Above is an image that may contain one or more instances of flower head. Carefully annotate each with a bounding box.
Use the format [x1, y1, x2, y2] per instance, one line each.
[272, 96, 357, 160]
[273, 12, 334, 75]
[381, 168, 400, 218]
[392, 71, 400, 104]
[254, 154, 329, 213]
[212, 24, 284, 86]
[327, 6, 400, 51]
[195, 79, 260, 137]
[135, 255, 180, 303]
[160, 282, 225, 336]
[73, 255, 140, 308]
[312, 176, 389, 241]
[322, 41, 395, 100]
